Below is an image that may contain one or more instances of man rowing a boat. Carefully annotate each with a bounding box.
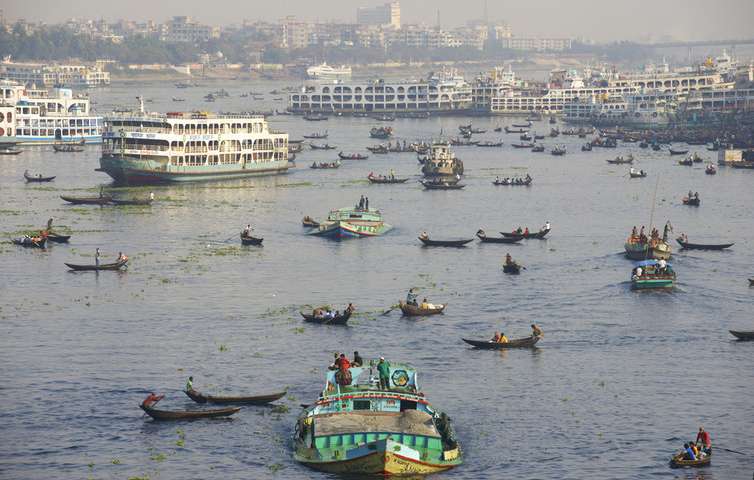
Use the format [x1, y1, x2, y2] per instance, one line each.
[531, 324, 543, 338]
[185, 376, 194, 392]
[142, 392, 164, 408]
[406, 288, 418, 306]
[696, 427, 712, 454]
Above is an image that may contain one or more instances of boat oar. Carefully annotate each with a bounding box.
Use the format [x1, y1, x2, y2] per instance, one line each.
[716, 445, 748, 455]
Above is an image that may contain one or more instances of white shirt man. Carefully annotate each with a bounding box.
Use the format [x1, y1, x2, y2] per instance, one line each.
[658, 259, 667, 272]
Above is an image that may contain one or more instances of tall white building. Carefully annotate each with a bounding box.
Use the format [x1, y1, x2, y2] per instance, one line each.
[357, 2, 400, 28]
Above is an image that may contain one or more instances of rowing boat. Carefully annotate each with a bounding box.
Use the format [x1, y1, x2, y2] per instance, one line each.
[185, 389, 286, 405]
[60, 195, 112, 205]
[11, 237, 46, 248]
[729, 330, 754, 340]
[140, 404, 240, 421]
[46, 233, 71, 243]
[669, 452, 711, 468]
[24, 172, 56, 182]
[676, 238, 733, 250]
[300, 310, 351, 325]
[462, 336, 540, 349]
[503, 262, 521, 274]
[302, 216, 320, 228]
[240, 233, 264, 245]
[501, 228, 550, 239]
[476, 230, 522, 244]
[367, 175, 409, 184]
[421, 180, 465, 190]
[65, 259, 128, 271]
[418, 237, 473, 247]
[399, 301, 445, 316]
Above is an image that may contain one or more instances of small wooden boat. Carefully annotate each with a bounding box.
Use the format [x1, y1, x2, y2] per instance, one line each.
[607, 155, 634, 164]
[339, 152, 368, 160]
[705, 165, 717, 175]
[367, 175, 408, 184]
[503, 262, 521, 274]
[669, 148, 689, 156]
[669, 452, 711, 468]
[462, 336, 540, 349]
[676, 238, 733, 250]
[418, 236, 473, 247]
[309, 143, 336, 150]
[0, 147, 22, 155]
[110, 197, 153, 206]
[550, 146, 566, 156]
[629, 171, 647, 178]
[730, 330, 754, 340]
[531, 145, 545, 152]
[477, 141, 503, 147]
[303, 132, 328, 139]
[302, 216, 319, 228]
[493, 177, 532, 186]
[511, 142, 534, 149]
[512, 122, 532, 128]
[476, 230, 522, 244]
[24, 172, 56, 182]
[65, 259, 128, 271]
[185, 389, 286, 405]
[501, 228, 550, 239]
[240, 233, 264, 245]
[300, 310, 351, 325]
[399, 301, 445, 316]
[140, 404, 240, 421]
[421, 180, 465, 190]
[11, 237, 46, 248]
[46, 233, 71, 243]
[60, 195, 112, 205]
[682, 196, 700, 206]
[310, 161, 341, 169]
[53, 144, 84, 153]
[366, 145, 389, 154]
[504, 127, 528, 134]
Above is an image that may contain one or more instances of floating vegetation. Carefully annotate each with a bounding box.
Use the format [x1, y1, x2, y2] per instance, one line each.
[149, 453, 167, 462]
[111, 458, 121, 465]
[292, 327, 305, 334]
[218, 344, 229, 352]
[268, 463, 284, 473]
[271, 404, 289, 414]
[277, 181, 313, 188]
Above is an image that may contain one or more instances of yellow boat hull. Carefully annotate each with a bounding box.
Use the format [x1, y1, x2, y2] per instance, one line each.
[302, 450, 454, 476]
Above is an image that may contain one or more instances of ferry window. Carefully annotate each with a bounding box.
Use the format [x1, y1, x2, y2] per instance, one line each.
[7, 112, 11, 122]
[400, 400, 417, 411]
[353, 400, 371, 411]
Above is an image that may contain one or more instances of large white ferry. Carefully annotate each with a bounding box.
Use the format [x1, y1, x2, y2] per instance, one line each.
[0, 80, 102, 144]
[306, 63, 352, 81]
[99, 104, 289, 184]
[289, 68, 472, 114]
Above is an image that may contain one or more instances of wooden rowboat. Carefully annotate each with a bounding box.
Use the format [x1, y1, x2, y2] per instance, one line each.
[669, 452, 711, 468]
[46, 233, 71, 243]
[399, 301, 445, 316]
[462, 336, 540, 349]
[503, 262, 521, 274]
[240, 233, 264, 245]
[11, 237, 46, 248]
[501, 228, 550, 239]
[476, 230, 522, 244]
[140, 404, 240, 421]
[368, 175, 409, 184]
[418, 237, 473, 247]
[300, 310, 351, 325]
[65, 259, 128, 271]
[421, 180, 465, 190]
[682, 197, 700, 206]
[729, 330, 754, 340]
[676, 238, 733, 250]
[185, 389, 286, 405]
[302, 216, 319, 228]
[24, 172, 56, 182]
[60, 195, 112, 205]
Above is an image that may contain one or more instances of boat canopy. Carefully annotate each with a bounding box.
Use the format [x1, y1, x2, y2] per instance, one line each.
[323, 360, 418, 394]
[634, 259, 672, 267]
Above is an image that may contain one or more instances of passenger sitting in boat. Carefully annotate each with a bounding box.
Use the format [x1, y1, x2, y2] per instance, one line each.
[346, 303, 355, 313]
[186, 376, 194, 392]
[543, 221, 551, 232]
[335, 354, 352, 386]
[328, 352, 340, 370]
[352, 351, 363, 367]
[689, 441, 700, 458]
[632, 267, 643, 280]
[683, 443, 696, 461]
[419, 232, 429, 240]
[505, 253, 513, 265]
[117, 252, 128, 263]
[524, 227, 530, 236]
[531, 324, 543, 337]
[142, 392, 165, 408]
[492, 332, 501, 342]
[694, 192, 699, 199]
[688, 190, 693, 199]
[516, 227, 523, 235]
[243, 224, 251, 236]
[498, 332, 509, 343]
[420, 298, 429, 309]
[657, 258, 667, 274]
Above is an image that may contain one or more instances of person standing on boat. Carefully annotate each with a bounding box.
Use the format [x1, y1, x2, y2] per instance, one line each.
[243, 224, 252, 236]
[406, 288, 418, 306]
[186, 376, 194, 392]
[543, 221, 551, 233]
[377, 357, 391, 390]
[95, 248, 100, 267]
[352, 351, 363, 367]
[358, 195, 364, 210]
[365, 197, 369, 211]
[696, 427, 711, 454]
[142, 393, 164, 408]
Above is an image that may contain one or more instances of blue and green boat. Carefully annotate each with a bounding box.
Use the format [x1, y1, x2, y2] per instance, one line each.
[631, 259, 676, 289]
[293, 360, 462, 475]
[308, 207, 392, 239]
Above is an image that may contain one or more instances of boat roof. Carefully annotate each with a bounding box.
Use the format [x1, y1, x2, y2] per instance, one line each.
[635, 259, 672, 267]
[322, 360, 418, 397]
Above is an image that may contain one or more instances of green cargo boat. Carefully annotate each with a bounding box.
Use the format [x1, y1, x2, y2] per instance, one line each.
[294, 360, 462, 475]
[631, 260, 676, 289]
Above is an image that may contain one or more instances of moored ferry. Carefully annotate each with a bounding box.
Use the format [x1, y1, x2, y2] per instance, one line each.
[99, 107, 289, 184]
[294, 360, 462, 475]
[0, 80, 102, 144]
[421, 142, 464, 178]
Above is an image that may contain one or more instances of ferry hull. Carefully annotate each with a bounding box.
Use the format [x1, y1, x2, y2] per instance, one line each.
[99, 154, 289, 184]
[308, 221, 392, 240]
[632, 278, 675, 290]
[297, 438, 458, 476]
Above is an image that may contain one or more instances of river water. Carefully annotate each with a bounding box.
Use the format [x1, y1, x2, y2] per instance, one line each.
[1, 80, 753, 479]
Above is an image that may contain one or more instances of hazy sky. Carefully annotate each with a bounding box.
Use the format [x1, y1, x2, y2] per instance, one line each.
[3, 0, 754, 42]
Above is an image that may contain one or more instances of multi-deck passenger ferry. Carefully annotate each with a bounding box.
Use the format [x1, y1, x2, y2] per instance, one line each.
[98, 106, 289, 184]
[294, 360, 462, 475]
[0, 80, 102, 144]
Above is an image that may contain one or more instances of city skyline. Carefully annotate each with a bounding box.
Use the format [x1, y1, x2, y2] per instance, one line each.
[2, 0, 754, 42]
